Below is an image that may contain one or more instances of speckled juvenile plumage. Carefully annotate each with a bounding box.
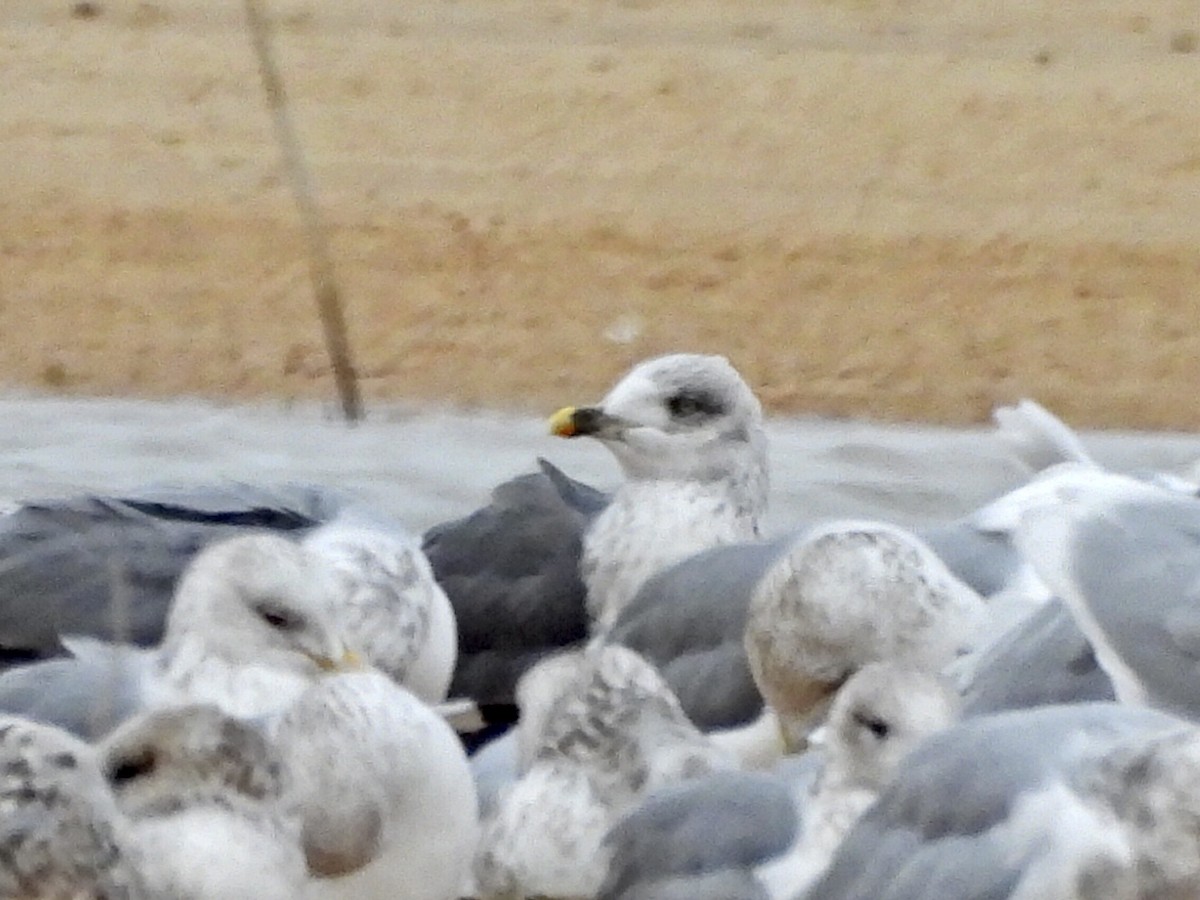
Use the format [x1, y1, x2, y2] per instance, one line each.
[475, 646, 732, 899]
[303, 523, 457, 702]
[0, 715, 145, 900]
[567, 354, 768, 630]
[100, 705, 304, 900]
[745, 520, 984, 743]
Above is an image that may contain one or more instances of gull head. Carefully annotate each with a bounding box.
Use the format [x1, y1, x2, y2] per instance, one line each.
[100, 704, 289, 820]
[825, 662, 960, 791]
[162, 533, 359, 678]
[550, 354, 767, 497]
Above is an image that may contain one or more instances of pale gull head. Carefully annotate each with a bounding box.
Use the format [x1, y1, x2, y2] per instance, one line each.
[823, 662, 961, 793]
[302, 522, 457, 703]
[754, 663, 960, 898]
[159, 533, 354, 684]
[100, 704, 304, 900]
[744, 520, 983, 749]
[550, 353, 767, 509]
[0, 715, 146, 899]
[271, 671, 479, 900]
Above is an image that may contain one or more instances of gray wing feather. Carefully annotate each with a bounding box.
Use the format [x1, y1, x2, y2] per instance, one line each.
[1059, 493, 1200, 717]
[423, 463, 604, 705]
[600, 770, 798, 900]
[0, 637, 149, 739]
[607, 535, 798, 729]
[962, 599, 1114, 716]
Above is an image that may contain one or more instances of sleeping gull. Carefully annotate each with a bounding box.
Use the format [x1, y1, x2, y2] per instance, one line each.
[474, 644, 733, 899]
[100, 704, 305, 900]
[806, 702, 1200, 899]
[270, 670, 479, 900]
[0, 532, 359, 737]
[1015, 467, 1200, 719]
[0, 482, 350, 666]
[598, 663, 957, 900]
[550, 353, 768, 630]
[303, 521, 457, 703]
[742, 519, 983, 754]
[0, 714, 147, 898]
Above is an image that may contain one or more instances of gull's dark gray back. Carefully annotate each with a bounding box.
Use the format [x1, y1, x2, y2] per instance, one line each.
[962, 599, 1114, 717]
[423, 459, 606, 705]
[600, 769, 798, 900]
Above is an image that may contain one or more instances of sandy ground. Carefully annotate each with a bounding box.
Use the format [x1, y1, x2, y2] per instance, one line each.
[3, 0, 1200, 427]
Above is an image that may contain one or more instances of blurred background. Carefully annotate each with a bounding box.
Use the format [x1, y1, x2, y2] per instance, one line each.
[2, 0, 1199, 427]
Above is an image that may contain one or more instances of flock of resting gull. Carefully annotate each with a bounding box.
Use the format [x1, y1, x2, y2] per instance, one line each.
[0, 352, 1199, 899]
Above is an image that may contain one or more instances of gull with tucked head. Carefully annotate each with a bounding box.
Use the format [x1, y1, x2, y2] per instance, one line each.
[0, 532, 361, 737]
[303, 520, 457, 703]
[270, 671, 479, 900]
[474, 644, 733, 899]
[101, 704, 305, 900]
[550, 353, 769, 629]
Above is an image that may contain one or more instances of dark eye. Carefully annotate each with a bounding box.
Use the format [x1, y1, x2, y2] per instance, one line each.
[852, 711, 891, 740]
[666, 391, 722, 420]
[256, 603, 301, 631]
[107, 749, 157, 785]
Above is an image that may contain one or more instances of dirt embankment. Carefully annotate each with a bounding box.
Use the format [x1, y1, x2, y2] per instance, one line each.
[3, 0, 1199, 427]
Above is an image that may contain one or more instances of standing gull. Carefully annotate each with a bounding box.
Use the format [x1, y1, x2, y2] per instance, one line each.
[550, 353, 768, 630]
[0, 532, 359, 737]
[100, 704, 305, 900]
[0, 714, 146, 898]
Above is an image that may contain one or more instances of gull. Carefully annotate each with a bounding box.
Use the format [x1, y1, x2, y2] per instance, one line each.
[100, 704, 305, 900]
[550, 353, 768, 630]
[0, 482, 350, 666]
[0, 532, 359, 737]
[598, 663, 958, 900]
[807, 702, 1200, 899]
[741, 519, 983, 755]
[474, 644, 733, 899]
[271, 671, 479, 900]
[0, 714, 146, 898]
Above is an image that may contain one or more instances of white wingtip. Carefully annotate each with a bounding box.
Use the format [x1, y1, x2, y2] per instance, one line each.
[993, 399, 1097, 474]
